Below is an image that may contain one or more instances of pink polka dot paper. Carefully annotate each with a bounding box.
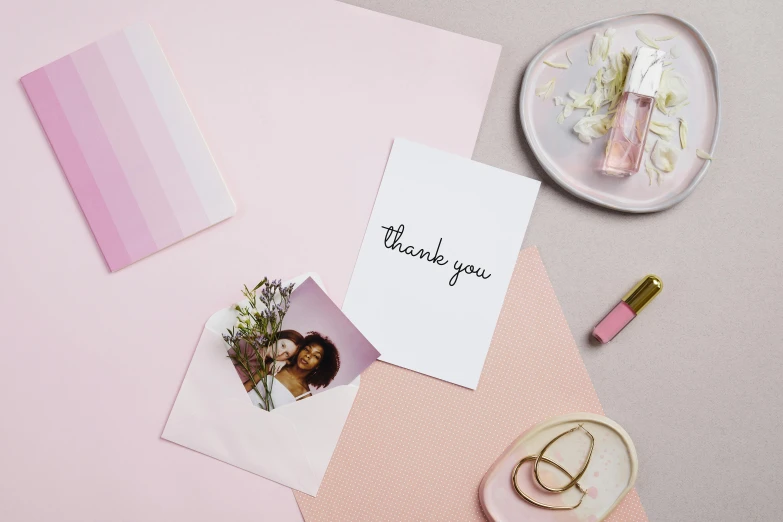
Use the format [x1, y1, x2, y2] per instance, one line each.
[294, 247, 648, 522]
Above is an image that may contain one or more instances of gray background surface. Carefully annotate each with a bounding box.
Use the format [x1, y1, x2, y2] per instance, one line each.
[343, 1, 781, 521]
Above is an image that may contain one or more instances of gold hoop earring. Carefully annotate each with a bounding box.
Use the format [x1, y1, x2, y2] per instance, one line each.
[511, 424, 595, 511]
[534, 424, 594, 492]
[511, 455, 588, 510]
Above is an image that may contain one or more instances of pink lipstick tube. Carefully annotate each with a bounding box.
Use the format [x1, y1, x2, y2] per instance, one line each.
[593, 275, 662, 344]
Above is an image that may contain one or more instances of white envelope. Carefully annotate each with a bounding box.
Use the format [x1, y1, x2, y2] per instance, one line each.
[162, 274, 359, 496]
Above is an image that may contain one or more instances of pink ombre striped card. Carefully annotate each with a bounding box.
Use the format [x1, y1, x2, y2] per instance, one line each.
[21, 24, 235, 271]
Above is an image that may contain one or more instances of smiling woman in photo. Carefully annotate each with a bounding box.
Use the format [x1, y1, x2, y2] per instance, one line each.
[247, 331, 341, 409]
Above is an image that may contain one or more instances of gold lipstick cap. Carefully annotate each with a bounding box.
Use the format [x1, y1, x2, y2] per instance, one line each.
[622, 275, 663, 314]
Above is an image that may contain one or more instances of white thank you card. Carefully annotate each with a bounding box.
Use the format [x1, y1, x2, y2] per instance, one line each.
[342, 139, 540, 388]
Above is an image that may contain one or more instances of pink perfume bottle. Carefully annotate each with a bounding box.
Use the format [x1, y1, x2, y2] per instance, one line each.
[602, 47, 666, 176]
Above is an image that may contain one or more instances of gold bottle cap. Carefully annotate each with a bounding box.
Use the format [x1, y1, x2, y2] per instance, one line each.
[622, 275, 663, 314]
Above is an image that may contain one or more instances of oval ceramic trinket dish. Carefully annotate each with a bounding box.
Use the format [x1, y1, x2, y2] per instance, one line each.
[479, 413, 638, 522]
[520, 12, 720, 212]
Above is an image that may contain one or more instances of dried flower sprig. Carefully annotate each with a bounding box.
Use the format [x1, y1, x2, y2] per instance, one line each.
[223, 278, 295, 411]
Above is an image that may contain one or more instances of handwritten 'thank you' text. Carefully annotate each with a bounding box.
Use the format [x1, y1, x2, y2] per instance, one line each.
[380, 224, 492, 287]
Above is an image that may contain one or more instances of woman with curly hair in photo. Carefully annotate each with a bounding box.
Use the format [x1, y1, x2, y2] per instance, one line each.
[248, 331, 341, 409]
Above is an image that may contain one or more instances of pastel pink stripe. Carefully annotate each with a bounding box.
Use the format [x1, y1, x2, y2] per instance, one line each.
[45, 56, 157, 264]
[71, 43, 184, 249]
[124, 24, 235, 225]
[21, 68, 131, 271]
[98, 32, 210, 236]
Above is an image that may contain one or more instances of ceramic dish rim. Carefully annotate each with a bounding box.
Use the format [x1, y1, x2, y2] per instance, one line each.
[519, 11, 721, 213]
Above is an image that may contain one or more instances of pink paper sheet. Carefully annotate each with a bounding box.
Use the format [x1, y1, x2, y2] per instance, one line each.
[0, 1, 499, 520]
[295, 248, 648, 522]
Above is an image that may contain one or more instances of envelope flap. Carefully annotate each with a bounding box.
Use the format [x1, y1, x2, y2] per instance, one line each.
[273, 383, 359, 493]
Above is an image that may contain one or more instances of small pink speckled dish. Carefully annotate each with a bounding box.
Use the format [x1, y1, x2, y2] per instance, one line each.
[520, 12, 720, 212]
[480, 413, 638, 522]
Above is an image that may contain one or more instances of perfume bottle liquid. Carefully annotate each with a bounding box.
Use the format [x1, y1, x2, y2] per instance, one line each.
[602, 92, 654, 176]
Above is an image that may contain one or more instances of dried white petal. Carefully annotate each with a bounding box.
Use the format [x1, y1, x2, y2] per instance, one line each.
[635, 29, 660, 49]
[696, 149, 714, 160]
[556, 104, 574, 125]
[655, 70, 688, 114]
[649, 120, 675, 140]
[603, 50, 631, 111]
[568, 90, 592, 110]
[536, 79, 556, 100]
[553, 96, 565, 106]
[574, 96, 592, 108]
[588, 33, 610, 66]
[678, 118, 688, 149]
[670, 46, 681, 59]
[595, 67, 605, 87]
[645, 138, 656, 153]
[655, 35, 676, 41]
[544, 60, 570, 69]
[590, 90, 604, 108]
[566, 48, 574, 64]
[588, 33, 600, 66]
[645, 159, 659, 186]
[651, 140, 679, 172]
[573, 113, 613, 144]
[601, 29, 614, 60]
[601, 27, 617, 60]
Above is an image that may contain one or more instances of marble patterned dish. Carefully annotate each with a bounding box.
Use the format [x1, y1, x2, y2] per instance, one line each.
[520, 12, 720, 213]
